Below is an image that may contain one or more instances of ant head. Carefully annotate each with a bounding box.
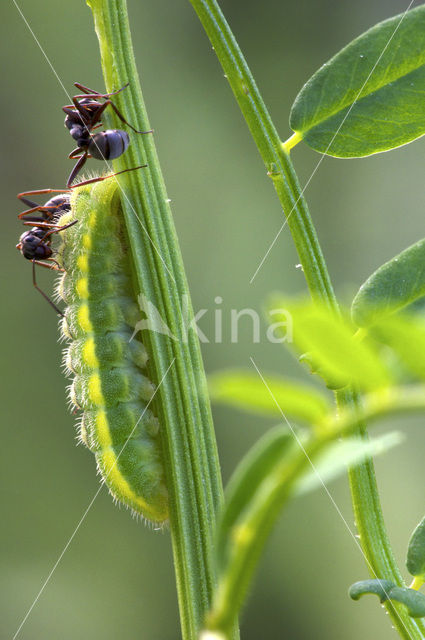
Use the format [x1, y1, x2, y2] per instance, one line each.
[18, 228, 53, 261]
[64, 118, 89, 143]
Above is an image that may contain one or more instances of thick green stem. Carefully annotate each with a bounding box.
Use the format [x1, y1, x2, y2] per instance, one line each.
[87, 2, 229, 638]
[188, 0, 425, 637]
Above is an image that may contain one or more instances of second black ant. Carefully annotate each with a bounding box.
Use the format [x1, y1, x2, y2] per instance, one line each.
[17, 165, 147, 315]
[63, 82, 151, 187]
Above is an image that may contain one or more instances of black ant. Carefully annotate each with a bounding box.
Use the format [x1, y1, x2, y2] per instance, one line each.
[17, 222, 77, 315]
[17, 165, 147, 316]
[63, 82, 151, 187]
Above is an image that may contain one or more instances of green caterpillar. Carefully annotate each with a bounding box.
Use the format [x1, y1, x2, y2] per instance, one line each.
[56, 177, 168, 524]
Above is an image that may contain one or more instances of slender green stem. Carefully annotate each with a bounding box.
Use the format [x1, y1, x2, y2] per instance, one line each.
[188, 0, 425, 637]
[188, 2, 336, 309]
[86, 2, 230, 638]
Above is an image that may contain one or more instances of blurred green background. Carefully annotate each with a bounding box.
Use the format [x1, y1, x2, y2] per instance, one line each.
[2, 0, 424, 638]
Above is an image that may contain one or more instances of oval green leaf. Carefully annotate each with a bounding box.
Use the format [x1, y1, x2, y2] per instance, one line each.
[267, 298, 392, 390]
[217, 426, 293, 570]
[371, 314, 425, 380]
[407, 515, 425, 579]
[296, 431, 403, 496]
[208, 369, 330, 424]
[351, 238, 425, 327]
[290, 5, 425, 157]
[209, 426, 297, 632]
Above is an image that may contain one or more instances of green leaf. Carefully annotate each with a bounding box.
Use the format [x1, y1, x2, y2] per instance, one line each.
[217, 426, 293, 569]
[209, 426, 297, 632]
[296, 431, 403, 495]
[371, 314, 425, 380]
[267, 298, 392, 390]
[213, 426, 401, 632]
[290, 5, 425, 157]
[208, 370, 330, 424]
[352, 238, 425, 327]
[407, 516, 425, 578]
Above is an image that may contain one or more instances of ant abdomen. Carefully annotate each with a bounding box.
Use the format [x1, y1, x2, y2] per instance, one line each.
[43, 195, 72, 220]
[88, 130, 130, 161]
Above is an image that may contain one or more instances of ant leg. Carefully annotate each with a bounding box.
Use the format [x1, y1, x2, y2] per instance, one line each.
[69, 149, 92, 160]
[71, 164, 147, 188]
[21, 218, 57, 228]
[67, 154, 88, 188]
[69, 146, 85, 159]
[42, 220, 78, 240]
[32, 259, 62, 270]
[32, 260, 64, 316]
[57, 220, 78, 232]
[18, 205, 60, 222]
[108, 101, 153, 134]
[63, 105, 79, 117]
[17, 191, 71, 221]
[17, 195, 39, 209]
[70, 97, 96, 125]
[82, 100, 109, 128]
[94, 99, 152, 135]
[21, 218, 77, 231]
[73, 81, 129, 98]
[31, 258, 64, 272]
[17, 196, 55, 222]
[72, 82, 100, 95]
[18, 188, 70, 199]
[73, 97, 150, 134]
[68, 97, 111, 132]
[49, 259, 64, 271]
